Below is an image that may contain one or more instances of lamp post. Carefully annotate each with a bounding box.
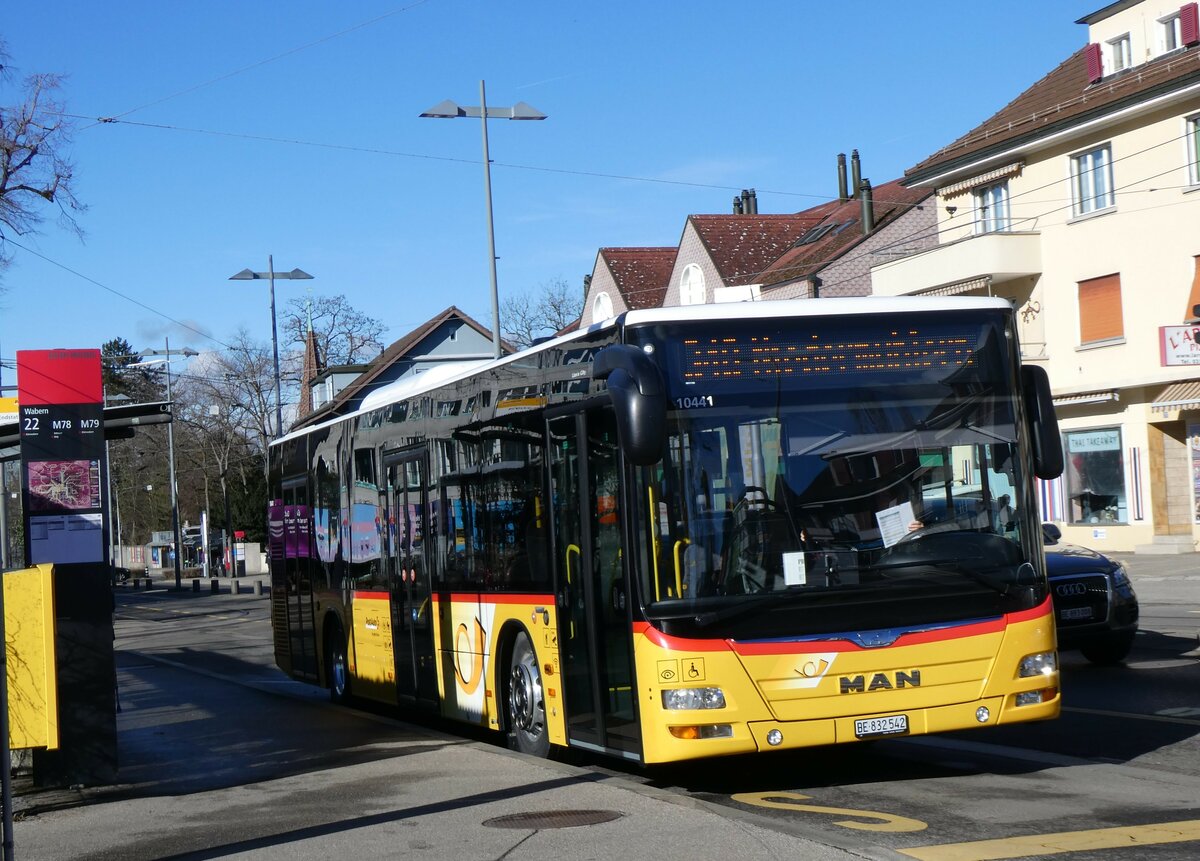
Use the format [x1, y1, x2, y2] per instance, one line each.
[229, 257, 314, 438]
[421, 81, 546, 359]
[137, 341, 198, 590]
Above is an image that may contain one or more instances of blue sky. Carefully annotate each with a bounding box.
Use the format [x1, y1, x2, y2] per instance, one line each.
[1, 0, 1097, 385]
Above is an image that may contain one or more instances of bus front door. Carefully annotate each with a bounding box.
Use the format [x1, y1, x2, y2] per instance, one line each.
[548, 409, 641, 760]
[386, 451, 438, 706]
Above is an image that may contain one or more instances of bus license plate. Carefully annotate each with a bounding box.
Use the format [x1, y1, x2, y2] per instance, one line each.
[854, 714, 908, 739]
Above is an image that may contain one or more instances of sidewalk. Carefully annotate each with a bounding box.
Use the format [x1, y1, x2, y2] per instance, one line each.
[11, 586, 865, 861]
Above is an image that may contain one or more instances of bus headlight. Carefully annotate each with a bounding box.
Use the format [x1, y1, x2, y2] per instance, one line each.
[662, 687, 726, 710]
[1018, 651, 1057, 678]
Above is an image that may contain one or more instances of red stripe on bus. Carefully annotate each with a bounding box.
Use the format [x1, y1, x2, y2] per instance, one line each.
[352, 591, 555, 605]
[636, 597, 1054, 655]
[443, 593, 555, 605]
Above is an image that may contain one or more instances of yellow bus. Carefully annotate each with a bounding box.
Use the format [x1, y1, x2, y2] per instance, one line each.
[268, 297, 1064, 764]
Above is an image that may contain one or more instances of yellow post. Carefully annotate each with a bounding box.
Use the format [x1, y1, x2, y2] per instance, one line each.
[4, 565, 59, 750]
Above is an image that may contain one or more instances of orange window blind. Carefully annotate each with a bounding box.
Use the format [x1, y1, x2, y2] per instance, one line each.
[1078, 273, 1123, 343]
[1186, 256, 1200, 323]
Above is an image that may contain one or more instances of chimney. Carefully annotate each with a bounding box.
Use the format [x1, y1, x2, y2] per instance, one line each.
[837, 153, 849, 202]
[733, 195, 744, 214]
[860, 179, 874, 234]
[850, 149, 862, 200]
[748, 188, 758, 214]
[740, 189, 751, 214]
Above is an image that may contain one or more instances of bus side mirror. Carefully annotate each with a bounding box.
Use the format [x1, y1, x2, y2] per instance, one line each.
[594, 345, 667, 466]
[1020, 364, 1063, 480]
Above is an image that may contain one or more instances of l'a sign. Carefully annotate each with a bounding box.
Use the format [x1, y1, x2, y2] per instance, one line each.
[1160, 325, 1200, 365]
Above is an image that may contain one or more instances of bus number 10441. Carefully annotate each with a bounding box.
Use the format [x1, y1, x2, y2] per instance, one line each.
[674, 395, 714, 409]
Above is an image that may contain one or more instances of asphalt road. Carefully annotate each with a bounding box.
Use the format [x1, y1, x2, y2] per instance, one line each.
[11, 552, 1200, 860]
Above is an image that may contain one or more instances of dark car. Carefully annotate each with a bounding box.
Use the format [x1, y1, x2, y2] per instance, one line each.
[1043, 523, 1139, 665]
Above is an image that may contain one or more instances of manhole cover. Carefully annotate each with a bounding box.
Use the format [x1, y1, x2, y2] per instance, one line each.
[482, 810, 623, 830]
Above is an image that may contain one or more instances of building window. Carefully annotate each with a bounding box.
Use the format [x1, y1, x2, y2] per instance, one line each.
[1107, 33, 1132, 72]
[1078, 273, 1123, 345]
[1161, 13, 1183, 52]
[1071, 144, 1114, 216]
[973, 182, 1010, 233]
[592, 291, 614, 321]
[1189, 115, 1200, 186]
[1064, 428, 1126, 525]
[680, 264, 706, 305]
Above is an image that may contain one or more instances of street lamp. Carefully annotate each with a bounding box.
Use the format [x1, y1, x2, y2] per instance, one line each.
[229, 257, 314, 438]
[421, 81, 546, 359]
[137, 342, 198, 590]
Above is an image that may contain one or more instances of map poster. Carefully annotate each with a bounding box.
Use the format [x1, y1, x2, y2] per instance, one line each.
[17, 349, 107, 567]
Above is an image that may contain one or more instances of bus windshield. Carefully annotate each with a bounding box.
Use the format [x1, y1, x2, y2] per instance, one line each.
[631, 310, 1043, 636]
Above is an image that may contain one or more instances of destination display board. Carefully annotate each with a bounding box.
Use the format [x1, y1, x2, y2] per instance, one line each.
[17, 350, 106, 566]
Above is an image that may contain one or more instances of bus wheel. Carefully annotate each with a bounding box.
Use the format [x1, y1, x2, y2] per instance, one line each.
[507, 631, 549, 757]
[327, 623, 351, 704]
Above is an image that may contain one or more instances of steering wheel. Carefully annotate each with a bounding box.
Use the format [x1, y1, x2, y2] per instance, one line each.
[735, 485, 776, 510]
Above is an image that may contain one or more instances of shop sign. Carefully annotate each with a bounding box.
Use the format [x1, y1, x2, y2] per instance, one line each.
[1067, 429, 1120, 452]
[1160, 325, 1200, 365]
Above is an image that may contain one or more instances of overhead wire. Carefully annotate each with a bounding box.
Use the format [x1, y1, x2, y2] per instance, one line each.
[76, 0, 434, 131]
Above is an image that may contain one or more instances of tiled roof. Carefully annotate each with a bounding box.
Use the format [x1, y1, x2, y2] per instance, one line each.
[906, 45, 1200, 183]
[746, 182, 932, 288]
[688, 214, 826, 286]
[599, 247, 677, 310]
[292, 305, 505, 429]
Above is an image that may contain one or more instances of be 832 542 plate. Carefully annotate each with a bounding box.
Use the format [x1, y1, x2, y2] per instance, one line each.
[854, 714, 908, 739]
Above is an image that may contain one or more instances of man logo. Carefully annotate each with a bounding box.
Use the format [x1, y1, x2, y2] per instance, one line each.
[839, 670, 922, 694]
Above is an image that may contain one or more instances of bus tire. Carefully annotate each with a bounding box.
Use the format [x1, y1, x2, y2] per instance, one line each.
[326, 621, 351, 704]
[506, 630, 550, 757]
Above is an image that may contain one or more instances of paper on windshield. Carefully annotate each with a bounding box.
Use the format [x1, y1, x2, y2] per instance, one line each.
[876, 501, 915, 548]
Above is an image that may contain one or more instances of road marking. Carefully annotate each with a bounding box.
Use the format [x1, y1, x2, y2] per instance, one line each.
[1064, 705, 1200, 727]
[899, 818, 1200, 860]
[731, 791, 926, 832]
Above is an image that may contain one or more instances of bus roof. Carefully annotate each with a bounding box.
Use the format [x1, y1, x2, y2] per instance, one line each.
[272, 296, 1013, 447]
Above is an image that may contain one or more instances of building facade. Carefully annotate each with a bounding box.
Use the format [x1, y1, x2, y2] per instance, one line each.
[873, 0, 1200, 552]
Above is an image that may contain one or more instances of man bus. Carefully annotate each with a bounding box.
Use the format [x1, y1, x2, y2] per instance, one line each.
[268, 297, 1063, 764]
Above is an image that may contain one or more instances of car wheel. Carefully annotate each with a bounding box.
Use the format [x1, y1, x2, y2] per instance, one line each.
[326, 622, 351, 703]
[1080, 631, 1135, 665]
[506, 631, 550, 757]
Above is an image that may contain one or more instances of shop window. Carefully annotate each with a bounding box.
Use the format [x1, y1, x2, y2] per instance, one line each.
[1064, 428, 1127, 524]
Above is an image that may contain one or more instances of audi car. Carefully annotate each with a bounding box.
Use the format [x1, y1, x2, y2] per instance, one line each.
[1043, 523, 1139, 665]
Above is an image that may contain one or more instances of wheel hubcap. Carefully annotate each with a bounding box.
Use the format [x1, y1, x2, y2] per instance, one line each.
[332, 650, 347, 695]
[510, 660, 541, 732]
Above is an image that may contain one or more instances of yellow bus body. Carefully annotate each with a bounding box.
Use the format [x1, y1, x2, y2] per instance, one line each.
[336, 587, 1056, 765]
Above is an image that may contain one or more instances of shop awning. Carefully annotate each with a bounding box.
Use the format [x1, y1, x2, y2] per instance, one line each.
[1052, 390, 1118, 407]
[1151, 380, 1200, 414]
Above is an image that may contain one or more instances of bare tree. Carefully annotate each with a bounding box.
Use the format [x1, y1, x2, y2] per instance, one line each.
[281, 293, 387, 367]
[501, 278, 582, 349]
[171, 331, 277, 549]
[0, 42, 84, 277]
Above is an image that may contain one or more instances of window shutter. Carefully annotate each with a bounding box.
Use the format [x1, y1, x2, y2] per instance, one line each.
[1078, 274, 1124, 343]
[1182, 3, 1200, 46]
[1085, 43, 1103, 82]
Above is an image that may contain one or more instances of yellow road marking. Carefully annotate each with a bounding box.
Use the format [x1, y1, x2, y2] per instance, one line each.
[731, 791, 926, 832]
[899, 819, 1200, 860]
